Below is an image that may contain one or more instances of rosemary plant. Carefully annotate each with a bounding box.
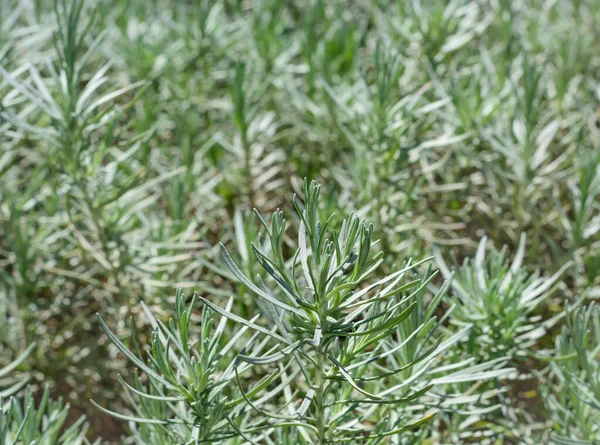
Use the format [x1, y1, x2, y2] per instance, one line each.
[95, 289, 290, 443]
[0, 326, 90, 445]
[0, 387, 91, 445]
[436, 234, 569, 363]
[97, 180, 515, 443]
[218, 180, 449, 442]
[545, 303, 600, 444]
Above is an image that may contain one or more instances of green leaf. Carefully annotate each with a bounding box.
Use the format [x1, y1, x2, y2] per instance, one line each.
[97, 314, 172, 388]
[220, 243, 306, 317]
[327, 354, 382, 400]
[89, 400, 173, 424]
[199, 297, 289, 344]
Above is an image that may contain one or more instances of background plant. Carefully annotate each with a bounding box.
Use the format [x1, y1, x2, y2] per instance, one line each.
[543, 303, 600, 444]
[435, 234, 570, 363]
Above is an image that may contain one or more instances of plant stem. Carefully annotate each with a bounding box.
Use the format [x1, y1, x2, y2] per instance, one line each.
[315, 297, 327, 444]
[315, 345, 326, 444]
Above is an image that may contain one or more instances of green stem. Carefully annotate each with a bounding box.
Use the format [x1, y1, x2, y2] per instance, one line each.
[314, 300, 328, 444]
[315, 346, 326, 444]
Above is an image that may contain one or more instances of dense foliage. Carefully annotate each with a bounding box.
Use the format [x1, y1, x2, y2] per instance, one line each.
[0, 0, 599, 443]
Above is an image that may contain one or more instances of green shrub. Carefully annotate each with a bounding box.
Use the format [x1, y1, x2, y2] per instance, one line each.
[97, 180, 514, 443]
[545, 303, 600, 444]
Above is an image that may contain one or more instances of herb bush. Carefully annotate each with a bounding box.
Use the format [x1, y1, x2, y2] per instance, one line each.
[0, 0, 599, 443]
[94, 180, 514, 443]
